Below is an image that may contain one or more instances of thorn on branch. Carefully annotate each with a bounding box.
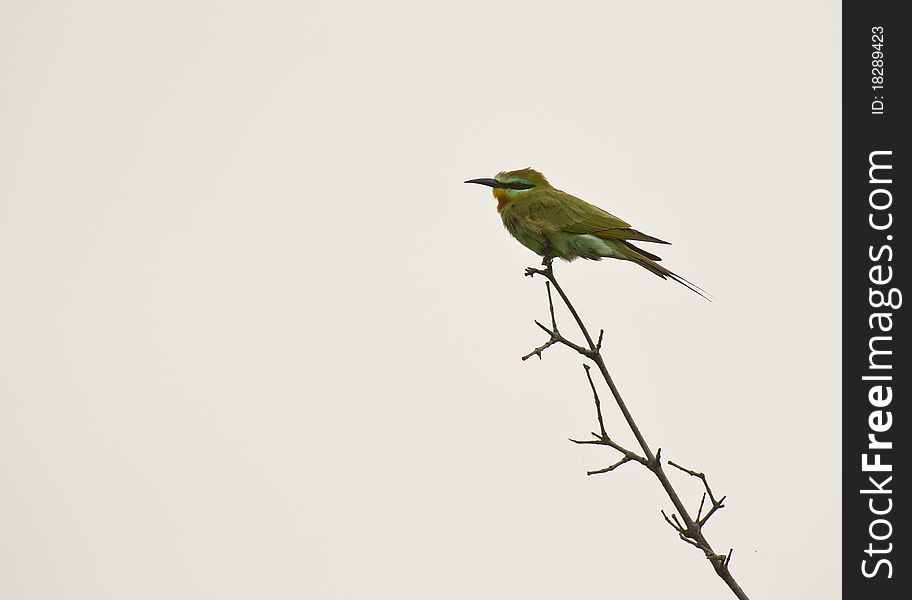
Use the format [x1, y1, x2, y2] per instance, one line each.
[663, 510, 711, 552]
[533, 319, 555, 336]
[647, 447, 662, 472]
[521, 324, 559, 360]
[667, 459, 727, 527]
[661, 509, 684, 533]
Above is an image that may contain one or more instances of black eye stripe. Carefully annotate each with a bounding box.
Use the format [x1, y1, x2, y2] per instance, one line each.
[505, 182, 534, 190]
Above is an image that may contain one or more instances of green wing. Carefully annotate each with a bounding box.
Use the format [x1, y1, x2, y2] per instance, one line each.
[520, 189, 670, 245]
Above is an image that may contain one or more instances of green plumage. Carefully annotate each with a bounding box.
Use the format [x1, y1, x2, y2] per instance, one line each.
[465, 168, 708, 299]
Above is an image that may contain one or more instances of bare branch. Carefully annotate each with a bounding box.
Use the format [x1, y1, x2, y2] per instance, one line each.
[521, 261, 750, 600]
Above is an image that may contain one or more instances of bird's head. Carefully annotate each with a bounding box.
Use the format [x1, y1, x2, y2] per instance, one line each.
[464, 168, 550, 212]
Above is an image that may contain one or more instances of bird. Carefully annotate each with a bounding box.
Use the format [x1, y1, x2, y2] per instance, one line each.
[464, 168, 709, 299]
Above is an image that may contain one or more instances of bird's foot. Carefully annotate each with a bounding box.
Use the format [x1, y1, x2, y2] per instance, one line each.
[525, 257, 554, 278]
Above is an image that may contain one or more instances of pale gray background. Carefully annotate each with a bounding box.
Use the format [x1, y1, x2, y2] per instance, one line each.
[1, 1, 839, 598]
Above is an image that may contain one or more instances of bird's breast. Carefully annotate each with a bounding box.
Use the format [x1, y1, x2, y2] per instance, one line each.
[501, 210, 550, 235]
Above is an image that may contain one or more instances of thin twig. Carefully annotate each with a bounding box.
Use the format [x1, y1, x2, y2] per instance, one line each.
[668, 460, 728, 527]
[583, 364, 607, 439]
[568, 436, 648, 466]
[587, 455, 637, 476]
[522, 283, 560, 360]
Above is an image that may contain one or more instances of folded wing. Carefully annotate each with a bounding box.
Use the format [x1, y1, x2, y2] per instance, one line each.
[525, 189, 670, 245]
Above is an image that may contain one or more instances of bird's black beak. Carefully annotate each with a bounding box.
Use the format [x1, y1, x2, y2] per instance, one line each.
[464, 178, 507, 188]
[465, 178, 535, 190]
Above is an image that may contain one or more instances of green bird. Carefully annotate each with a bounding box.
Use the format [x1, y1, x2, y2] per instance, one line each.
[465, 168, 708, 299]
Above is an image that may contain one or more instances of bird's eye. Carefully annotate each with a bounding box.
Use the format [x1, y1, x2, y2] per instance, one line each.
[505, 181, 534, 190]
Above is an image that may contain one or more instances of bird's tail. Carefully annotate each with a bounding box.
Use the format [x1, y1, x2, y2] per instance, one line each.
[618, 241, 712, 301]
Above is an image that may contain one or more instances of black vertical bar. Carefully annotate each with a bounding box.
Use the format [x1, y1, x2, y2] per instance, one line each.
[843, 1, 907, 597]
